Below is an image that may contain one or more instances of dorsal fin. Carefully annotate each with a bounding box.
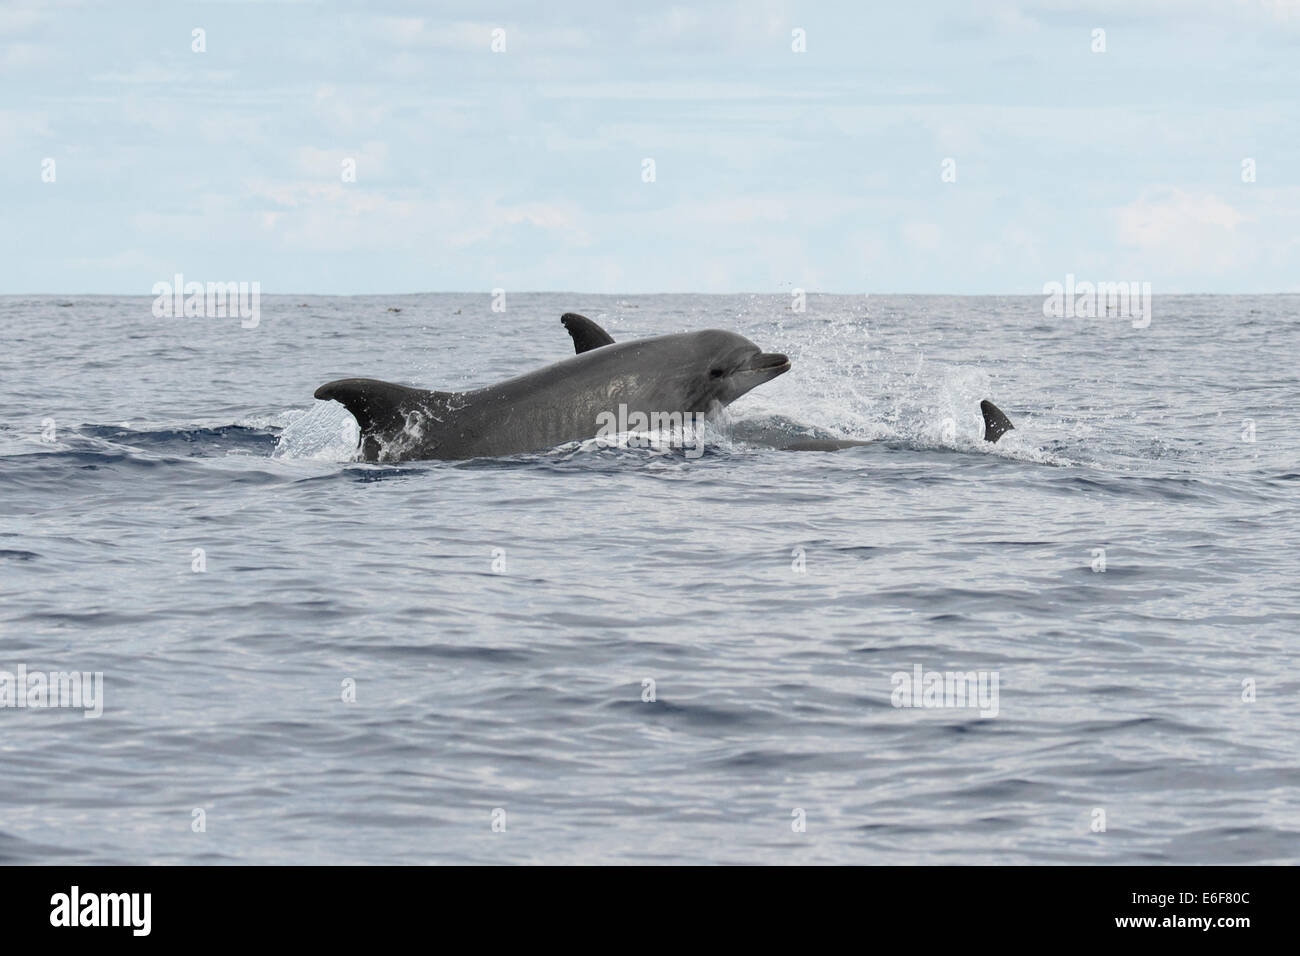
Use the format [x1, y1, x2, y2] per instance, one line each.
[561, 313, 615, 353]
[314, 378, 425, 436]
[980, 399, 1015, 443]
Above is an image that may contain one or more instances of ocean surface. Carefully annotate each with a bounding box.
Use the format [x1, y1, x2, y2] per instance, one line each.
[1, 292, 1297, 865]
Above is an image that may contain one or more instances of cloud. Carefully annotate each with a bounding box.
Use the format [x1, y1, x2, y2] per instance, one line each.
[241, 176, 592, 254]
[0, 40, 49, 71]
[1116, 188, 1248, 250]
[903, 222, 943, 251]
[1108, 187, 1297, 285]
[0, 108, 49, 142]
[1257, 0, 1300, 23]
[0, 6, 43, 35]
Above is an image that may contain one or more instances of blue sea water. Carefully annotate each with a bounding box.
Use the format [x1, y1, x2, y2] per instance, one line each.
[1, 292, 1297, 865]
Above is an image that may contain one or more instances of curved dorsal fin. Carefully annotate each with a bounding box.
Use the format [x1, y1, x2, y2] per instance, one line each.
[980, 399, 1015, 443]
[561, 313, 615, 353]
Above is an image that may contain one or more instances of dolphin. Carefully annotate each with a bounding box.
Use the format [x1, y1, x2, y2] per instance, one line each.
[315, 320, 791, 461]
[315, 313, 1015, 462]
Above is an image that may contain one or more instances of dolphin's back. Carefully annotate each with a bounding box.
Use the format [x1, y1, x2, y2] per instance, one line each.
[452, 334, 714, 457]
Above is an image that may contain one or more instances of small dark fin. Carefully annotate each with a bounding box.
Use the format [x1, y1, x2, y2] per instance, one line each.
[314, 378, 421, 436]
[561, 313, 615, 353]
[980, 399, 1014, 443]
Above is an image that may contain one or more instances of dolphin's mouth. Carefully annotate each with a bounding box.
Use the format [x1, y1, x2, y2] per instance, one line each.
[746, 352, 791, 377]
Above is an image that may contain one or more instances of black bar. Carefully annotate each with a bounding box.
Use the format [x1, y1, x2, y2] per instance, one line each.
[0, 865, 1279, 942]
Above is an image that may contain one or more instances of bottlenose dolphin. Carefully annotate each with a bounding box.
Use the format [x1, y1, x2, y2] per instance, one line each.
[315, 321, 791, 461]
[315, 313, 1015, 462]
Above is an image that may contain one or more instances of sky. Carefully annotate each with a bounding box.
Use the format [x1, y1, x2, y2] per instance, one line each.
[2, 0, 1298, 294]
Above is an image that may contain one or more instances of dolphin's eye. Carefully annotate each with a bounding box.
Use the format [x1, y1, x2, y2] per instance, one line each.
[710, 368, 725, 378]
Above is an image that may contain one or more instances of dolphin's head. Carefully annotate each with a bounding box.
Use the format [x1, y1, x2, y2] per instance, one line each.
[691, 329, 791, 407]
